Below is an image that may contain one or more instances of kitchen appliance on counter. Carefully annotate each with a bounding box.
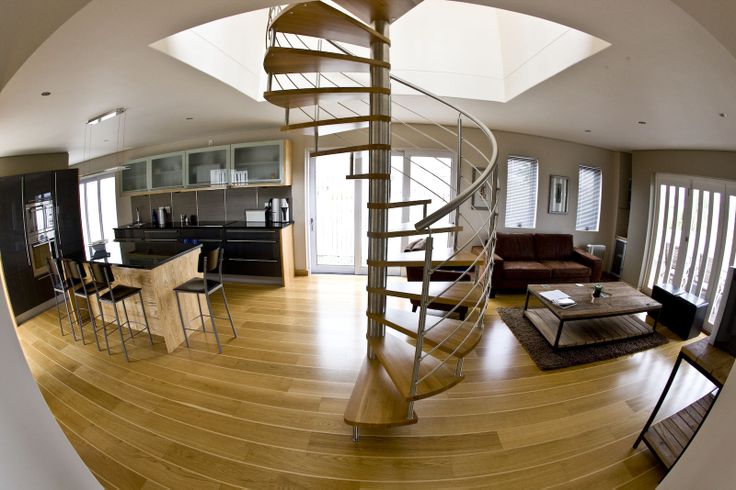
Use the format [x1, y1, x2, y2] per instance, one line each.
[157, 206, 171, 228]
[264, 198, 290, 223]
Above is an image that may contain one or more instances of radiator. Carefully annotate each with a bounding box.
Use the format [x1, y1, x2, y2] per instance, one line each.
[586, 244, 606, 260]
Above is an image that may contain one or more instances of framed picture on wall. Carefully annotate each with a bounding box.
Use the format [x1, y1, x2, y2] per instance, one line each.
[471, 167, 489, 210]
[548, 175, 569, 214]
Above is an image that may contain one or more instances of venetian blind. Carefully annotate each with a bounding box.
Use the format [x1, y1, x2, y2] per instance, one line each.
[504, 156, 538, 229]
[575, 165, 602, 231]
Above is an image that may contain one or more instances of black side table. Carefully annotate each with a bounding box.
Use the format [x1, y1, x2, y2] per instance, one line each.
[651, 283, 708, 339]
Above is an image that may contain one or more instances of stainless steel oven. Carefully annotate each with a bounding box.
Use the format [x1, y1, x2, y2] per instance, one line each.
[24, 198, 56, 277]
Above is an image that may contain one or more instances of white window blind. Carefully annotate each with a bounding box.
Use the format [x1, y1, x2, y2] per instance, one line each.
[576, 165, 602, 231]
[505, 156, 538, 229]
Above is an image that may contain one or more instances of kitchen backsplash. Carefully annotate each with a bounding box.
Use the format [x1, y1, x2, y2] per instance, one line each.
[131, 187, 292, 223]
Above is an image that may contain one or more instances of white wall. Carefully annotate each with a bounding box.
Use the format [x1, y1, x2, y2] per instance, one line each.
[0, 268, 99, 488]
[624, 150, 736, 287]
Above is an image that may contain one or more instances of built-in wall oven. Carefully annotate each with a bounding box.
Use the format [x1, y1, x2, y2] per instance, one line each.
[24, 198, 56, 277]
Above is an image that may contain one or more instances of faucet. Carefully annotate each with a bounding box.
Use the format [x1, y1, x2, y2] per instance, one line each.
[135, 207, 141, 224]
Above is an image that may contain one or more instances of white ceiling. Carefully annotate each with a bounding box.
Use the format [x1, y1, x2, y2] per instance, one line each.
[1, 0, 736, 164]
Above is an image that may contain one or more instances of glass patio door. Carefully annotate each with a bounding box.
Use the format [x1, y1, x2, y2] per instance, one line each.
[643, 174, 736, 330]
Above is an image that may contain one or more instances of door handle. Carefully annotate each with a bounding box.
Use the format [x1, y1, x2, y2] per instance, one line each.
[310, 217, 314, 232]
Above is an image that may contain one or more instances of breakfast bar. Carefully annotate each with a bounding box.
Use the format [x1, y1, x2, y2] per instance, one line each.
[85, 241, 202, 352]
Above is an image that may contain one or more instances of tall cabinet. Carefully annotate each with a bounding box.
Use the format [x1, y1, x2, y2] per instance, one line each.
[0, 169, 84, 319]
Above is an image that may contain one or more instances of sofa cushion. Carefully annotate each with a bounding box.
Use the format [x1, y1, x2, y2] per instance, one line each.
[503, 261, 552, 281]
[540, 260, 591, 280]
[495, 233, 536, 261]
[534, 234, 574, 260]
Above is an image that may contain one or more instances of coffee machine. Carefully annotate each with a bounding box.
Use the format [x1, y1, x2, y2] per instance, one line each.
[265, 198, 289, 223]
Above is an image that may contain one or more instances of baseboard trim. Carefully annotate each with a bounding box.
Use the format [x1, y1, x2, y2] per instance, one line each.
[16, 298, 56, 325]
[295, 269, 309, 277]
[221, 274, 282, 285]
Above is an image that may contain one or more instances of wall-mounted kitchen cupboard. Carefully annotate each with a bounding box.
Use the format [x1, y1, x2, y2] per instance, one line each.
[185, 145, 230, 187]
[150, 152, 184, 190]
[120, 139, 291, 194]
[231, 140, 291, 186]
[121, 158, 149, 193]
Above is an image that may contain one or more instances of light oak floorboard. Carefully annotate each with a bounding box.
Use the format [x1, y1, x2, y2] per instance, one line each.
[15, 275, 717, 488]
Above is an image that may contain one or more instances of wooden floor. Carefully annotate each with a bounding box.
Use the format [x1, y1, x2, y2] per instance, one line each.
[15, 275, 718, 489]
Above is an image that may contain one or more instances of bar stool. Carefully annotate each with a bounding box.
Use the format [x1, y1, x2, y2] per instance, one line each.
[174, 247, 236, 353]
[61, 258, 108, 352]
[88, 261, 153, 362]
[47, 256, 78, 340]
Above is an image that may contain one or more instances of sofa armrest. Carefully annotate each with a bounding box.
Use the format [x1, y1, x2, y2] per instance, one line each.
[572, 248, 602, 281]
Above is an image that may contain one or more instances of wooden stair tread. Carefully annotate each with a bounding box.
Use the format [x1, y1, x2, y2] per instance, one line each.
[270, 2, 390, 48]
[643, 392, 715, 469]
[264, 87, 389, 109]
[344, 357, 418, 428]
[346, 173, 391, 180]
[369, 334, 463, 400]
[332, 0, 423, 24]
[367, 248, 482, 267]
[282, 115, 390, 134]
[366, 222, 462, 238]
[369, 280, 482, 307]
[264, 47, 389, 75]
[368, 308, 483, 358]
[311, 143, 391, 158]
[366, 199, 431, 209]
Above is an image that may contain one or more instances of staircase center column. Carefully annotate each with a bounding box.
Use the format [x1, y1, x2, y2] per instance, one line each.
[366, 19, 391, 351]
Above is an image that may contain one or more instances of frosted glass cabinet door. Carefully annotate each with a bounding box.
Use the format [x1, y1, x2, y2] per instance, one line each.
[231, 141, 283, 185]
[151, 152, 184, 189]
[121, 160, 148, 192]
[186, 146, 229, 187]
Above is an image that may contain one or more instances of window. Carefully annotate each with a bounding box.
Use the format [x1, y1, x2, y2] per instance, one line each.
[575, 165, 602, 231]
[79, 174, 118, 245]
[505, 156, 538, 229]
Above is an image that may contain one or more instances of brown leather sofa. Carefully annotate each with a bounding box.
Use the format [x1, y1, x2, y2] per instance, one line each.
[490, 233, 602, 296]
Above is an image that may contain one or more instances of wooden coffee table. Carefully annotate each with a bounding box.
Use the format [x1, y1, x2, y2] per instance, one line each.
[523, 282, 662, 350]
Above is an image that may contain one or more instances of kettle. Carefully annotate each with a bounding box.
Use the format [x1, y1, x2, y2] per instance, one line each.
[157, 206, 171, 227]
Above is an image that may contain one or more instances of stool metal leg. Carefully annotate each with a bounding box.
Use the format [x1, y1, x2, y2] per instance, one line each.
[96, 297, 112, 355]
[175, 290, 190, 348]
[138, 292, 153, 345]
[111, 302, 130, 362]
[121, 299, 135, 338]
[205, 292, 223, 353]
[69, 292, 86, 345]
[80, 294, 102, 351]
[221, 287, 237, 338]
[197, 295, 206, 331]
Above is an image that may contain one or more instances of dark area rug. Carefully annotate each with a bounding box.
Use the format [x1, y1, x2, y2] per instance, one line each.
[497, 307, 669, 370]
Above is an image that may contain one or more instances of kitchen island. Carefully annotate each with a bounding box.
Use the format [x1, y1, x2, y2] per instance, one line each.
[84, 241, 203, 352]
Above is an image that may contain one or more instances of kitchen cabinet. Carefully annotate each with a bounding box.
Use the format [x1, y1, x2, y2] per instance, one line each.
[55, 169, 84, 258]
[231, 140, 291, 186]
[151, 152, 184, 189]
[23, 172, 54, 202]
[186, 146, 230, 187]
[122, 159, 149, 192]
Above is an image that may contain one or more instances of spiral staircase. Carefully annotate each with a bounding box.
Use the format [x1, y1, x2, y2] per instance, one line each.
[263, 0, 500, 440]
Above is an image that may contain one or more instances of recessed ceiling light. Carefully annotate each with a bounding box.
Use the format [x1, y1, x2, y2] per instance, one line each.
[719, 113, 727, 118]
[584, 129, 592, 133]
[41, 91, 51, 96]
[638, 121, 647, 125]
[185, 117, 194, 120]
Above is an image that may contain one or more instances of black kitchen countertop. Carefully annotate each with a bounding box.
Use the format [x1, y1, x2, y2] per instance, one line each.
[83, 241, 201, 269]
[116, 221, 293, 230]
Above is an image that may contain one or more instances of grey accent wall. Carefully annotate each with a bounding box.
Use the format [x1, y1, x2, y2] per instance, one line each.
[624, 150, 736, 287]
